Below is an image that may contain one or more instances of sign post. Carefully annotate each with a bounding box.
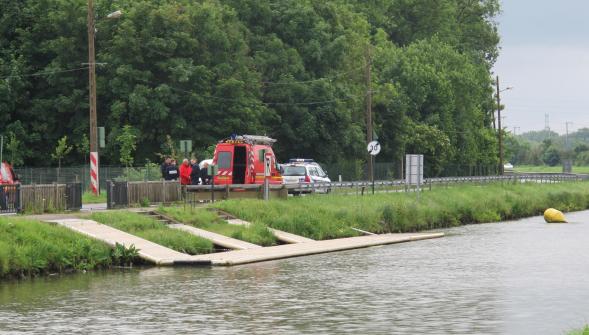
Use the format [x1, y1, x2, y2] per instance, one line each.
[180, 140, 192, 158]
[367, 141, 381, 194]
[208, 164, 218, 203]
[405, 154, 424, 200]
[263, 153, 272, 201]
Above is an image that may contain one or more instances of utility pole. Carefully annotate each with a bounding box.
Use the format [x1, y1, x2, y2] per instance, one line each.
[496, 75, 504, 175]
[365, 46, 373, 183]
[513, 127, 520, 136]
[88, 0, 99, 194]
[545, 113, 551, 139]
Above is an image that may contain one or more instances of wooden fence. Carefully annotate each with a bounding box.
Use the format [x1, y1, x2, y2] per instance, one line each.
[19, 183, 82, 213]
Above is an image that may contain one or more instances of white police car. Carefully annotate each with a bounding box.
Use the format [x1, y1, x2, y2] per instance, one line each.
[281, 159, 331, 194]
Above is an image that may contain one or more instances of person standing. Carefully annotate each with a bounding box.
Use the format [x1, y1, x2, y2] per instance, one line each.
[190, 158, 200, 185]
[179, 159, 192, 185]
[160, 157, 171, 179]
[200, 162, 211, 185]
[165, 160, 179, 181]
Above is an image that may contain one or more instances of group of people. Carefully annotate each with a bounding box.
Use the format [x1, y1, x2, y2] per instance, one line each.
[160, 157, 211, 185]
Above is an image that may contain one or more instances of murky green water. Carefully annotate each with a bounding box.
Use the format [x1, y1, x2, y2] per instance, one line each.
[2, 211, 589, 334]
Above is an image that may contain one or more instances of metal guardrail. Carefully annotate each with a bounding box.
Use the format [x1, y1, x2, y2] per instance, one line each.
[104, 173, 589, 208]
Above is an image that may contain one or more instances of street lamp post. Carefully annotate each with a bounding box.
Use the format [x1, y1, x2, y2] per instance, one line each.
[87, 1, 121, 194]
[495, 76, 513, 175]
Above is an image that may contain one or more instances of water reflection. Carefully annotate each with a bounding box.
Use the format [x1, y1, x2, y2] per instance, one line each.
[1, 212, 589, 334]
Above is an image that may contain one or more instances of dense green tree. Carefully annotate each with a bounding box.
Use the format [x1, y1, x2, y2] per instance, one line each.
[1, 0, 503, 176]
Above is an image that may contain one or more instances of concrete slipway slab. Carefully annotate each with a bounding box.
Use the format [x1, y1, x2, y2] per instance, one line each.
[46, 219, 196, 265]
[47, 218, 444, 267]
[189, 232, 444, 266]
[167, 223, 262, 250]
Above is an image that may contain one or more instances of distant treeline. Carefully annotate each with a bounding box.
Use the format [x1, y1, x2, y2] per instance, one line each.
[1, 0, 501, 176]
[507, 128, 589, 166]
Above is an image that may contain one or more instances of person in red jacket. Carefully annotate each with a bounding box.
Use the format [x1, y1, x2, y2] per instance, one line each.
[179, 159, 192, 185]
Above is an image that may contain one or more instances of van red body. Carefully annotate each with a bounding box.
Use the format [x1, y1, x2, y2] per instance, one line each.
[0, 162, 16, 185]
[212, 135, 283, 185]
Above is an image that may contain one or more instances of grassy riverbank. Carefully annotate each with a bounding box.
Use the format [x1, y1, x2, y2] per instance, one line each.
[157, 207, 277, 246]
[89, 211, 214, 254]
[514, 165, 589, 174]
[215, 182, 589, 240]
[0, 217, 114, 279]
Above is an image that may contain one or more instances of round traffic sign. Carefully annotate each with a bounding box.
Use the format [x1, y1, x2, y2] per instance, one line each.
[367, 141, 381, 156]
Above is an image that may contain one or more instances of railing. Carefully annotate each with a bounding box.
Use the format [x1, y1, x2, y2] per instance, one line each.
[0, 184, 21, 214]
[107, 180, 183, 209]
[104, 173, 589, 209]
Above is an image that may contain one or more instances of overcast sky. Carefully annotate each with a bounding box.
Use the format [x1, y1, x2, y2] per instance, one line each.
[493, 0, 589, 134]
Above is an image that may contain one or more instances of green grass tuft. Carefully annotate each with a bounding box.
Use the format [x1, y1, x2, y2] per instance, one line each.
[158, 207, 278, 246]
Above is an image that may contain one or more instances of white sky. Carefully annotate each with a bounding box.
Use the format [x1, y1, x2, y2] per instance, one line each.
[493, 0, 589, 134]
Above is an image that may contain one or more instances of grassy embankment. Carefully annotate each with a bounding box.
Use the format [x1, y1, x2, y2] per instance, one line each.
[157, 207, 277, 246]
[514, 165, 589, 174]
[0, 217, 118, 279]
[89, 211, 214, 254]
[214, 182, 589, 240]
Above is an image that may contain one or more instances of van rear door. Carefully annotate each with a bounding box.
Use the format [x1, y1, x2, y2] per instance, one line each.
[215, 149, 233, 184]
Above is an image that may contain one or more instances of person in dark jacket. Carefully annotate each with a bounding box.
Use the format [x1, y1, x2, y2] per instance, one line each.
[190, 158, 200, 185]
[165, 160, 179, 181]
[200, 162, 211, 185]
[160, 157, 171, 179]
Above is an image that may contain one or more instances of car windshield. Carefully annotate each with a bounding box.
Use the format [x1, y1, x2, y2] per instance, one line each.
[282, 166, 306, 176]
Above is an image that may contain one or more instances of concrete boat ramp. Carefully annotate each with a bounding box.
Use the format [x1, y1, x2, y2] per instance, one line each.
[46, 218, 444, 266]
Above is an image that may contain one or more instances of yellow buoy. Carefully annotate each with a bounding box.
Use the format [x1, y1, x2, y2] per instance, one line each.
[544, 208, 567, 223]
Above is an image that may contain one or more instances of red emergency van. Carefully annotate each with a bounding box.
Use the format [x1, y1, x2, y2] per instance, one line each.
[212, 135, 283, 185]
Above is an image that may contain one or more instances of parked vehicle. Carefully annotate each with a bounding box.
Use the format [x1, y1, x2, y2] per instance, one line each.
[282, 159, 331, 194]
[212, 135, 283, 185]
[0, 162, 16, 185]
[0, 162, 18, 211]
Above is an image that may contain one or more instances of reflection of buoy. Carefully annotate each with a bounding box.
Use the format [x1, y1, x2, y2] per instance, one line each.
[544, 208, 567, 223]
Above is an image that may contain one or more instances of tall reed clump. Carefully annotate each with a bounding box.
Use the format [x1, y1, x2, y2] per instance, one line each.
[0, 217, 114, 279]
[157, 207, 277, 246]
[215, 182, 589, 238]
[90, 211, 214, 254]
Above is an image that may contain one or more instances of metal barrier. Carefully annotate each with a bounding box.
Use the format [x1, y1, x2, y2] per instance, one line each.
[102, 173, 589, 209]
[107, 181, 129, 209]
[0, 184, 21, 214]
[65, 182, 83, 211]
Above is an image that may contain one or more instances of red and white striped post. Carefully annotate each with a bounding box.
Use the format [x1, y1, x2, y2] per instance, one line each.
[90, 152, 99, 195]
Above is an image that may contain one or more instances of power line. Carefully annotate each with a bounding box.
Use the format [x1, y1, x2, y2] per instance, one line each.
[137, 77, 365, 106]
[260, 65, 364, 86]
[0, 66, 90, 80]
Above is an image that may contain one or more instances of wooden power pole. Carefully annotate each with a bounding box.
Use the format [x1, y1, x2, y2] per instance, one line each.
[87, 0, 99, 194]
[365, 47, 373, 183]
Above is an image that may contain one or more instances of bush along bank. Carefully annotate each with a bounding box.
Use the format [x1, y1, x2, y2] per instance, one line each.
[0, 217, 139, 280]
[89, 211, 214, 255]
[157, 207, 277, 246]
[214, 182, 589, 239]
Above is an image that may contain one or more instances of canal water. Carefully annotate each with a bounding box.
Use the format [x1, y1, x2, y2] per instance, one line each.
[2, 211, 589, 334]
